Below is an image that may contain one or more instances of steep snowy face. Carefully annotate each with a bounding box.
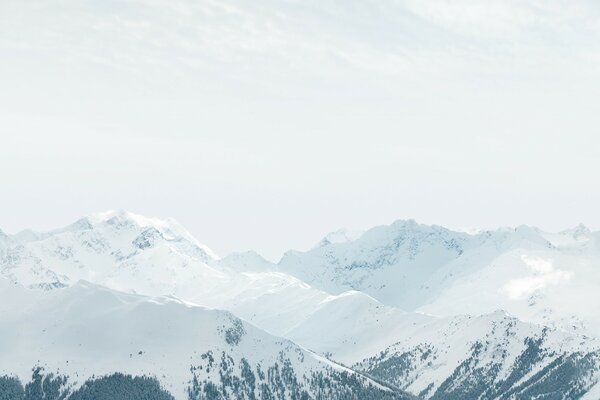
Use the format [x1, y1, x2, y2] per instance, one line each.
[0, 280, 414, 400]
[278, 219, 507, 309]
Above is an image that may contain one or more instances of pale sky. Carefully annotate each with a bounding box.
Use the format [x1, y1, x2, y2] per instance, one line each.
[1, 0, 600, 261]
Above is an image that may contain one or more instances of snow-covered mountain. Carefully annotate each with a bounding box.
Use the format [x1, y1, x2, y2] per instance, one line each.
[0, 278, 413, 400]
[2, 211, 600, 399]
[288, 301, 600, 399]
[0, 210, 219, 290]
[278, 219, 600, 337]
[280, 220, 476, 309]
[357, 311, 600, 400]
[0, 211, 390, 340]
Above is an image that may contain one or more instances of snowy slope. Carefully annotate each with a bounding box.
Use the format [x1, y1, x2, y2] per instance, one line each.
[0, 278, 412, 400]
[356, 310, 600, 399]
[218, 251, 275, 272]
[282, 290, 600, 399]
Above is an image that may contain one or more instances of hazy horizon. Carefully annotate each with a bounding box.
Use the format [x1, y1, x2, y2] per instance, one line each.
[0, 209, 596, 262]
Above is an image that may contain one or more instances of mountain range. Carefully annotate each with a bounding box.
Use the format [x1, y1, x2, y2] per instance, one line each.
[1, 210, 599, 399]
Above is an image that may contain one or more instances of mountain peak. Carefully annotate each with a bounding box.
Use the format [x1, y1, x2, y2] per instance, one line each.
[11, 228, 41, 243]
[218, 251, 274, 271]
[316, 228, 364, 248]
[89, 210, 163, 228]
[89, 210, 221, 260]
[389, 218, 422, 232]
[388, 219, 454, 236]
[562, 223, 591, 239]
[390, 218, 419, 229]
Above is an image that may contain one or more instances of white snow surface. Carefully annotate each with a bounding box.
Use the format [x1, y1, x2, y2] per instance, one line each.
[0, 278, 374, 400]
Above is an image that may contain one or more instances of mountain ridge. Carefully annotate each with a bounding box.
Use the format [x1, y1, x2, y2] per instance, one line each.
[2, 211, 600, 399]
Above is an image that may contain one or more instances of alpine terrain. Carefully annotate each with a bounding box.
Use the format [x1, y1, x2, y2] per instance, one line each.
[1, 211, 599, 399]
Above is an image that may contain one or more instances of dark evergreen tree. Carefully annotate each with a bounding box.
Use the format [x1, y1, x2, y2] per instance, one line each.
[68, 373, 174, 400]
[24, 367, 68, 400]
[0, 375, 24, 400]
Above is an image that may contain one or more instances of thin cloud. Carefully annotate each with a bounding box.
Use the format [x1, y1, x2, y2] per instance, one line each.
[502, 255, 572, 300]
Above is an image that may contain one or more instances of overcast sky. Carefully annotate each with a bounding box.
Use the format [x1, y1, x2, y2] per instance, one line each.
[1, 0, 600, 260]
